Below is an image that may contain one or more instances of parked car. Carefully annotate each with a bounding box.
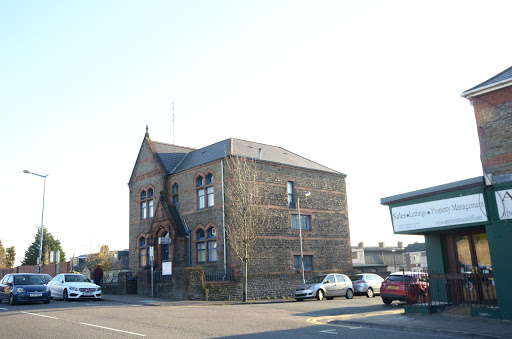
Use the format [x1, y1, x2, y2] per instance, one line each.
[381, 271, 429, 305]
[38, 274, 53, 284]
[294, 273, 353, 301]
[350, 273, 384, 298]
[0, 273, 51, 305]
[48, 273, 101, 301]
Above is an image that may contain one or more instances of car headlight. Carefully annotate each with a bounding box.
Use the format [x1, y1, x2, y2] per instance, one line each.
[16, 287, 26, 293]
[69, 286, 78, 291]
[97, 287, 101, 291]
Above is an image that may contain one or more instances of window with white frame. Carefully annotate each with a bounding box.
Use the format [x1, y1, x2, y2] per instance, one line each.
[287, 181, 294, 207]
[140, 188, 154, 219]
[196, 227, 217, 263]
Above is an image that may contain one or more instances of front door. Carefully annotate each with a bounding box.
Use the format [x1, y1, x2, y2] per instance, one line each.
[447, 229, 496, 306]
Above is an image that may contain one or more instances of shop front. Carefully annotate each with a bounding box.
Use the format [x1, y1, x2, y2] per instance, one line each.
[382, 176, 512, 320]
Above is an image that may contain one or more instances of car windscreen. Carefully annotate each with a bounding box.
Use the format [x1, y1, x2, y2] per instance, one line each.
[65, 275, 89, 283]
[14, 275, 44, 285]
[306, 275, 326, 284]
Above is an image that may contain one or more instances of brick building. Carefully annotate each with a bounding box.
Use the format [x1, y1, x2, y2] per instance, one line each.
[128, 130, 352, 300]
[382, 66, 512, 320]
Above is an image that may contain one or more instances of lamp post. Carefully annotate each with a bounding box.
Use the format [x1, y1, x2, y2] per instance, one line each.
[297, 191, 311, 284]
[392, 249, 396, 272]
[23, 170, 48, 273]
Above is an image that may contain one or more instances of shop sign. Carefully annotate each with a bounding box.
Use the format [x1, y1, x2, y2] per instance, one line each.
[495, 189, 512, 220]
[391, 194, 487, 232]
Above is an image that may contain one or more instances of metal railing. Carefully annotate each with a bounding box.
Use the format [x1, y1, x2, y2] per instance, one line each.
[404, 269, 498, 311]
[205, 267, 233, 281]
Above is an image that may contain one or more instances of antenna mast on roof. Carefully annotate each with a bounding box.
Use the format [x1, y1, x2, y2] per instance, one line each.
[172, 98, 175, 144]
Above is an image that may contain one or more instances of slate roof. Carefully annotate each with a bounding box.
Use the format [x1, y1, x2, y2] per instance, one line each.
[462, 65, 512, 97]
[404, 243, 426, 253]
[152, 138, 344, 176]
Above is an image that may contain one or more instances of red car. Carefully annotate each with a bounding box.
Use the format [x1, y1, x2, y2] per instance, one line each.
[381, 271, 429, 305]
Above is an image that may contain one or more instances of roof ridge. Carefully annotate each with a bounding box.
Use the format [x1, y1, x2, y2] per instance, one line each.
[152, 140, 196, 151]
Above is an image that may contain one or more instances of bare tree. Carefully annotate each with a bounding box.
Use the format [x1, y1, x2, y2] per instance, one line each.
[224, 156, 270, 302]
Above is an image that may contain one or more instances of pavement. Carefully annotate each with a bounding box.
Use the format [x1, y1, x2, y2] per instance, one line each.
[103, 294, 512, 338]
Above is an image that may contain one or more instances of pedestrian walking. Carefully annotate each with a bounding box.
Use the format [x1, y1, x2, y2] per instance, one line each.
[93, 264, 103, 285]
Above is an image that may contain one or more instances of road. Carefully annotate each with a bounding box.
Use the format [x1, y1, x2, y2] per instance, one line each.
[0, 296, 455, 338]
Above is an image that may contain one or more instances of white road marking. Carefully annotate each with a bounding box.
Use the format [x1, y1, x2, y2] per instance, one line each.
[0, 307, 8, 310]
[320, 329, 338, 334]
[80, 322, 146, 337]
[20, 311, 59, 319]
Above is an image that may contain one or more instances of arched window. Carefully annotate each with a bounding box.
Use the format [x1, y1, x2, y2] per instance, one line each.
[196, 175, 205, 209]
[140, 188, 154, 219]
[139, 237, 148, 267]
[148, 188, 154, 218]
[161, 231, 170, 261]
[206, 174, 214, 207]
[140, 190, 147, 219]
[196, 227, 217, 263]
[172, 183, 179, 205]
[197, 173, 214, 210]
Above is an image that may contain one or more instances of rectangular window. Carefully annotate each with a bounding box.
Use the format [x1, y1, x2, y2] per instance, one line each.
[197, 242, 206, 262]
[294, 255, 313, 271]
[141, 202, 147, 219]
[139, 248, 147, 267]
[287, 181, 294, 207]
[208, 241, 217, 262]
[148, 200, 154, 218]
[291, 214, 311, 230]
[207, 186, 214, 207]
[197, 188, 205, 209]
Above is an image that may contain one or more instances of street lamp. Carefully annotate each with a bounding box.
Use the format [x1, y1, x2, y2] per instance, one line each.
[23, 170, 48, 273]
[297, 191, 311, 284]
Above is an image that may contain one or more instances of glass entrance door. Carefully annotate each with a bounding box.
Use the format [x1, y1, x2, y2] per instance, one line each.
[454, 231, 496, 306]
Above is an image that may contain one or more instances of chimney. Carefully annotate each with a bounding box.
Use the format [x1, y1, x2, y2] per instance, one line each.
[379, 242, 385, 248]
[358, 242, 364, 248]
[258, 148, 262, 160]
[397, 241, 403, 249]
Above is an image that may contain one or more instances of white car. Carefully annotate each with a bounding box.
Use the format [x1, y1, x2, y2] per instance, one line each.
[48, 273, 101, 301]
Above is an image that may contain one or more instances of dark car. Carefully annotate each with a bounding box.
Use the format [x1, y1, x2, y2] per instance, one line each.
[381, 271, 428, 305]
[0, 273, 51, 305]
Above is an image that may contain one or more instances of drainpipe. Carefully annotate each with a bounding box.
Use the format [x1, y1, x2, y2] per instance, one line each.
[221, 159, 227, 279]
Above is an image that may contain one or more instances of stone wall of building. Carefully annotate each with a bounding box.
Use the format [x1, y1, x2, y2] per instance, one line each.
[128, 139, 167, 272]
[472, 87, 512, 178]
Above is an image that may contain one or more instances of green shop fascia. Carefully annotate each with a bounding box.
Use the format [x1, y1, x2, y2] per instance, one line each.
[381, 176, 512, 320]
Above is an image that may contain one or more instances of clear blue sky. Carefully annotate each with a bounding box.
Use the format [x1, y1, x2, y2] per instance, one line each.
[2, 1, 510, 266]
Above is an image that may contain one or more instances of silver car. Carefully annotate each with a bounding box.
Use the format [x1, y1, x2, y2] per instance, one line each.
[350, 273, 384, 298]
[294, 274, 353, 301]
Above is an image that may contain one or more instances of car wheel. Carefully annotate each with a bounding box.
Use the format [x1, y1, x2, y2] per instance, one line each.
[0, 297, 2, 304]
[382, 298, 392, 305]
[9, 294, 16, 305]
[346, 289, 354, 299]
[63, 289, 69, 302]
[366, 288, 374, 298]
[316, 290, 325, 301]
[296, 298, 304, 302]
